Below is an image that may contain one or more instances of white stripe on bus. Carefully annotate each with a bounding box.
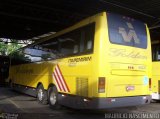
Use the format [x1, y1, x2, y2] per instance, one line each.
[52, 74, 60, 91]
[55, 67, 66, 92]
[55, 66, 69, 92]
[54, 71, 63, 91]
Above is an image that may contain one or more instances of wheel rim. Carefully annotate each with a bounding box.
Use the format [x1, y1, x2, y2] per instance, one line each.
[38, 89, 43, 101]
[50, 91, 57, 105]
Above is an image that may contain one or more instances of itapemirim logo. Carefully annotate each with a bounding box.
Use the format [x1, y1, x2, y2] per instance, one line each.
[119, 22, 140, 44]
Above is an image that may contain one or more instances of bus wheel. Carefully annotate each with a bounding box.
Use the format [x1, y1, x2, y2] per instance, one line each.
[48, 86, 61, 109]
[37, 84, 48, 105]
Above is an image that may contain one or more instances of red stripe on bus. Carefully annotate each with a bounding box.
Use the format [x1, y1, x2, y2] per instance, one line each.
[53, 73, 62, 91]
[57, 65, 70, 92]
[55, 67, 66, 92]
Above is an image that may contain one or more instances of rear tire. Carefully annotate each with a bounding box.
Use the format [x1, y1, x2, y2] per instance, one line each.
[48, 86, 61, 109]
[37, 84, 48, 105]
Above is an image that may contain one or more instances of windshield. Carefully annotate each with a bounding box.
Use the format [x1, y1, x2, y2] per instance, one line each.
[107, 13, 147, 49]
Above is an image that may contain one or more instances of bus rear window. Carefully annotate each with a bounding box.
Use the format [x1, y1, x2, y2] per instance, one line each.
[107, 13, 147, 49]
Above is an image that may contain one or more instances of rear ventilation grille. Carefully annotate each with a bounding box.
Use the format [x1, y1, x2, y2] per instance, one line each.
[76, 78, 88, 97]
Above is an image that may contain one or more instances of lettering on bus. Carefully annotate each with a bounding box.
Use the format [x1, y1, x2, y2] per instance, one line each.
[16, 68, 34, 74]
[119, 22, 140, 44]
[68, 56, 92, 63]
[109, 48, 147, 59]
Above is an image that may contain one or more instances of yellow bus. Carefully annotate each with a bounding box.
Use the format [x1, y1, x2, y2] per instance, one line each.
[151, 41, 160, 100]
[8, 12, 152, 109]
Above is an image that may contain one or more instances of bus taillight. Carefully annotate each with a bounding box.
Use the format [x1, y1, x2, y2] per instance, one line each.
[98, 77, 105, 93]
[149, 78, 151, 90]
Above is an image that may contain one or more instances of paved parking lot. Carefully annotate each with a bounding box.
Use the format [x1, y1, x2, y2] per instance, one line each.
[0, 87, 160, 119]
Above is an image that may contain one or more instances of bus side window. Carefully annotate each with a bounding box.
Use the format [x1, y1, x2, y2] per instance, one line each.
[152, 44, 160, 61]
[87, 40, 92, 50]
[152, 45, 156, 61]
[157, 47, 160, 61]
[35, 39, 61, 60]
[23, 47, 42, 62]
[158, 51, 160, 60]
[73, 45, 79, 54]
[59, 30, 80, 56]
[80, 23, 95, 54]
[59, 23, 95, 57]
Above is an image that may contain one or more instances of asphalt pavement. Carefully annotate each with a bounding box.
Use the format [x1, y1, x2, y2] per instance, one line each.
[0, 87, 160, 119]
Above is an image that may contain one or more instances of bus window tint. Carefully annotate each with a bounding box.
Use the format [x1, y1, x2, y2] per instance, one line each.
[59, 30, 80, 56]
[60, 23, 95, 56]
[39, 40, 59, 59]
[107, 13, 147, 49]
[24, 40, 59, 62]
[10, 23, 95, 64]
[81, 24, 95, 53]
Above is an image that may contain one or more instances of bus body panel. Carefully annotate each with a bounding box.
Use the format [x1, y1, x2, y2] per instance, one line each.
[9, 55, 94, 98]
[8, 12, 151, 109]
[93, 13, 152, 98]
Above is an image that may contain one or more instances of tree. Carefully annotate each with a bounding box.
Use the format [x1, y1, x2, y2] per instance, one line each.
[0, 39, 22, 56]
[0, 42, 7, 55]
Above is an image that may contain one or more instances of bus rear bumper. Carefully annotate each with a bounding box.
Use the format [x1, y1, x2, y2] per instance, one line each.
[58, 94, 151, 109]
[152, 93, 160, 100]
